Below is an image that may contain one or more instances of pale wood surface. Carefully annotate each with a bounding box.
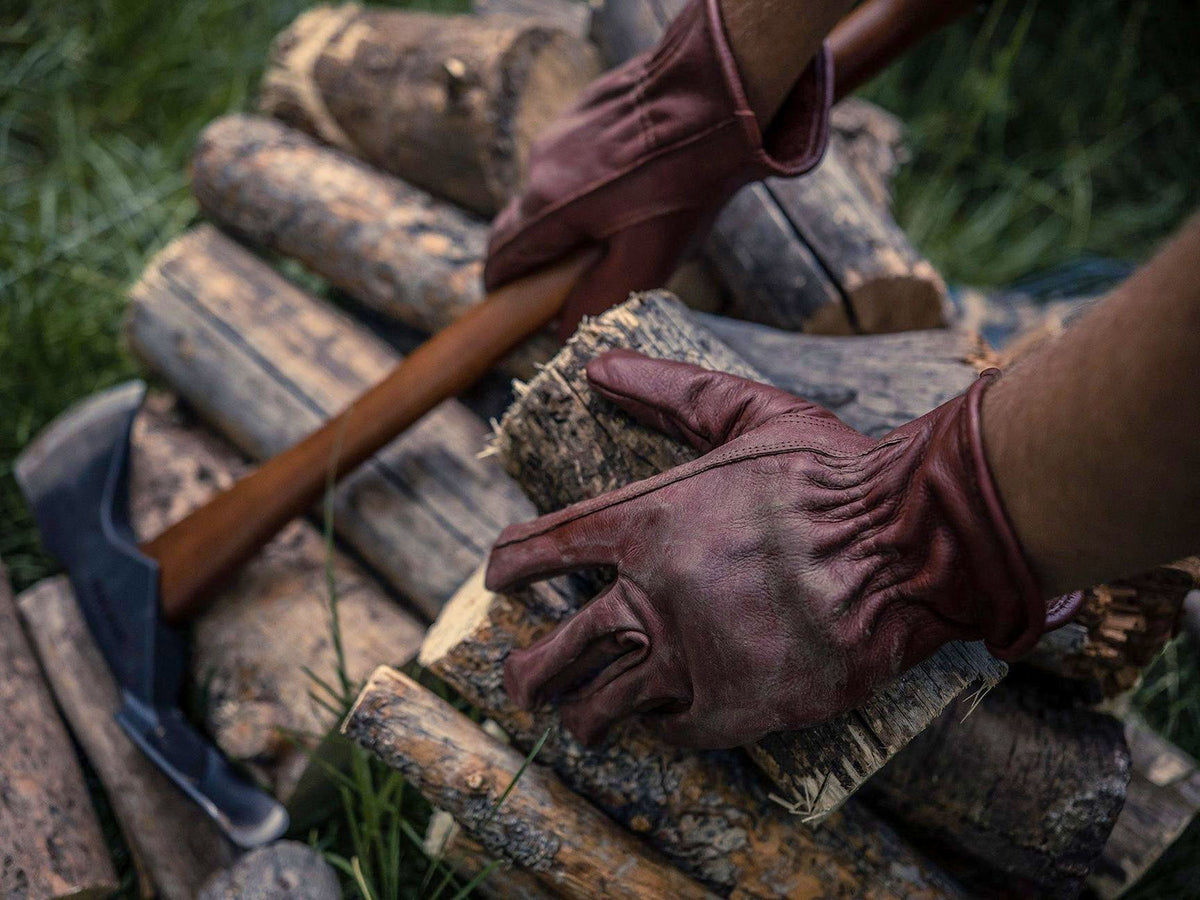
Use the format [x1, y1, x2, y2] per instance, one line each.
[492, 291, 1007, 820]
[260, 5, 600, 216]
[345, 667, 716, 900]
[126, 225, 535, 621]
[0, 561, 119, 900]
[420, 565, 968, 899]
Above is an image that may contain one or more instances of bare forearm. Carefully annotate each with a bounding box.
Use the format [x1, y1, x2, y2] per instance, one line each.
[985, 217, 1200, 595]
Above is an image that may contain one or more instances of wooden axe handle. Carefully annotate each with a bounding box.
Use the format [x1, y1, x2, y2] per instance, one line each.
[147, 0, 978, 624]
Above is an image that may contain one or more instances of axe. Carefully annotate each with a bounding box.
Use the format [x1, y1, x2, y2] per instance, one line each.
[16, 0, 976, 847]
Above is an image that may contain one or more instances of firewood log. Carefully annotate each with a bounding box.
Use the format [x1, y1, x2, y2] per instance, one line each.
[1088, 717, 1200, 899]
[345, 666, 717, 900]
[424, 810, 559, 900]
[590, 0, 947, 334]
[420, 566, 969, 898]
[259, 5, 601, 216]
[490, 290, 1007, 821]
[18, 576, 235, 898]
[828, 98, 908, 211]
[127, 224, 535, 620]
[475, 0, 593, 39]
[0, 561, 119, 900]
[860, 671, 1131, 898]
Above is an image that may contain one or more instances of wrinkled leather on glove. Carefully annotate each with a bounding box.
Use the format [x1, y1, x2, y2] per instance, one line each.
[484, 0, 833, 340]
[486, 350, 1082, 748]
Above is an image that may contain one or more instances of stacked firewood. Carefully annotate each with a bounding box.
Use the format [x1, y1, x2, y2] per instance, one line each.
[7, 0, 1200, 897]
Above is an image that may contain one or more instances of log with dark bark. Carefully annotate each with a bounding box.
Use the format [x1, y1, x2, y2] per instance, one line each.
[127, 224, 534, 620]
[345, 666, 717, 900]
[18, 576, 235, 898]
[420, 566, 968, 899]
[0, 561, 119, 900]
[590, 0, 947, 334]
[1088, 716, 1200, 899]
[424, 810, 559, 900]
[191, 115, 555, 379]
[259, 5, 601, 216]
[491, 290, 1007, 821]
[860, 671, 1131, 899]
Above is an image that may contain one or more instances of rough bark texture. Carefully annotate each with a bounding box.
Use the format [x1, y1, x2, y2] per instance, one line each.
[492, 291, 1007, 820]
[259, 5, 600, 216]
[126, 392, 425, 798]
[1088, 717, 1200, 899]
[860, 671, 1131, 899]
[345, 667, 716, 900]
[424, 810, 559, 900]
[590, 0, 947, 334]
[197, 842, 340, 900]
[0, 562, 118, 900]
[126, 225, 534, 621]
[17, 577, 235, 899]
[828, 98, 908, 212]
[191, 115, 554, 378]
[420, 566, 967, 899]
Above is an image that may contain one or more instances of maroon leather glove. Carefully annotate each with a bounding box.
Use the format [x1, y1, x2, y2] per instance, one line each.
[484, 0, 832, 339]
[487, 350, 1082, 748]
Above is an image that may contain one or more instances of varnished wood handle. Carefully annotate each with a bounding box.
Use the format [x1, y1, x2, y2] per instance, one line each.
[145, 249, 598, 625]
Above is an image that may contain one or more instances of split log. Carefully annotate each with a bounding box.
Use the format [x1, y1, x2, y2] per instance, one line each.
[860, 671, 1131, 898]
[1088, 717, 1200, 899]
[491, 290, 1007, 820]
[345, 666, 716, 900]
[420, 566, 968, 898]
[590, 0, 947, 334]
[0, 561, 118, 900]
[259, 5, 601, 216]
[126, 392, 425, 798]
[828, 98, 908, 212]
[17, 577, 235, 898]
[191, 115, 554, 380]
[126, 224, 535, 620]
[424, 810, 559, 900]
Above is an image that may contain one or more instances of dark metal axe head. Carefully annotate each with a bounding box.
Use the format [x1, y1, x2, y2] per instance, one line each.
[15, 381, 288, 849]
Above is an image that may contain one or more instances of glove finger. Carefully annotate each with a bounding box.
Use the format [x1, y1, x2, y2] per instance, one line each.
[586, 349, 844, 452]
[558, 663, 659, 746]
[503, 581, 647, 710]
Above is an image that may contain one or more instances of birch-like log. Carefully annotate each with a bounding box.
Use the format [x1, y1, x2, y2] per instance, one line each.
[345, 666, 717, 900]
[259, 5, 601, 216]
[420, 566, 968, 898]
[492, 290, 1007, 820]
[590, 0, 947, 333]
[0, 561, 118, 900]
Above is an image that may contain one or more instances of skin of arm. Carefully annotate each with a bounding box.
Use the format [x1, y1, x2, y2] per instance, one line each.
[984, 216, 1200, 596]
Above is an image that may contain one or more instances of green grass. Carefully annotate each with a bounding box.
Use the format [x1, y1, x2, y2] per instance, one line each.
[2, 0, 1199, 896]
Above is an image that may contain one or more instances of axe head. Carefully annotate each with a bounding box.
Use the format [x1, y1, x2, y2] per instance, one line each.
[16, 381, 288, 849]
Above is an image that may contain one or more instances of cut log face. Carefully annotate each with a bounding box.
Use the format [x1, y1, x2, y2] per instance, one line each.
[490, 290, 1006, 820]
[260, 5, 601, 216]
[861, 672, 1131, 898]
[345, 666, 716, 900]
[421, 566, 969, 899]
[18, 576, 235, 899]
[1089, 717, 1200, 899]
[191, 115, 554, 379]
[0, 561, 119, 900]
[127, 392, 425, 798]
[590, 0, 947, 334]
[126, 225, 535, 620]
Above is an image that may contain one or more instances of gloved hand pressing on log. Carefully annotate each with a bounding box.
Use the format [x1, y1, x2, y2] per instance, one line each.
[486, 349, 1081, 748]
[484, 0, 833, 341]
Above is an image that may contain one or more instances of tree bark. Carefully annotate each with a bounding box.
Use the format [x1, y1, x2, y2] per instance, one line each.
[491, 290, 1007, 821]
[345, 666, 717, 900]
[0, 561, 118, 900]
[420, 565, 968, 899]
[1088, 716, 1200, 899]
[860, 671, 1131, 899]
[259, 5, 600, 217]
[590, 0, 947, 334]
[424, 810, 559, 900]
[126, 224, 535, 621]
[18, 576, 235, 899]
